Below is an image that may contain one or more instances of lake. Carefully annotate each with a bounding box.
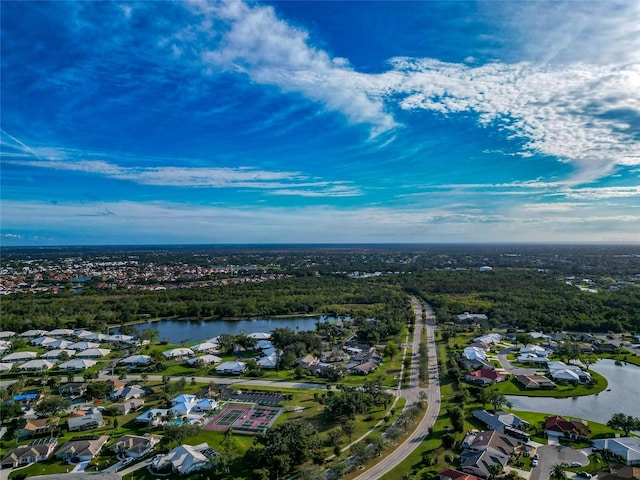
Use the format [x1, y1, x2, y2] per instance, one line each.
[113, 315, 343, 344]
[507, 359, 640, 423]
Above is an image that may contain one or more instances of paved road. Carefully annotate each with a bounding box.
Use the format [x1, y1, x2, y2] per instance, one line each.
[352, 298, 441, 480]
[530, 444, 589, 480]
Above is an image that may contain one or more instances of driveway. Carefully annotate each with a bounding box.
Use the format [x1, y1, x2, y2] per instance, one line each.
[530, 444, 589, 480]
[497, 347, 546, 376]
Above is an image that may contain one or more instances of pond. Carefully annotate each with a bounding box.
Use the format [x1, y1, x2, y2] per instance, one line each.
[507, 359, 640, 423]
[113, 315, 344, 344]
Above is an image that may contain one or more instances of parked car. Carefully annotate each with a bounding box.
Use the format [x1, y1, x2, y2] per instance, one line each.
[533, 453, 539, 460]
[577, 472, 592, 478]
[571, 462, 583, 467]
[532, 459, 539, 467]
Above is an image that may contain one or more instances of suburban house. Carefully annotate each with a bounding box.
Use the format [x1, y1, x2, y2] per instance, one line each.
[257, 352, 278, 369]
[136, 408, 169, 426]
[59, 382, 88, 398]
[297, 355, 320, 369]
[119, 354, 152, 367]
[75, 348, 111, 358]
[191, 342, 219, 353]
[1, 438, 58, 469]
[439, 468, 481, 480]
[55, 435, 109, 463]
[40, 349, 76, 360]
[111, 399, 145, 415]
[47, 328, 74, 337]
[68, 408, 104, 431]
[593, 437, 640, 466]
[547, 361, 591, 384]
[472, 410, 530, 441]
[0, 363, 13, 372]
[2, 351, 37, 363]
[170, 394, 198, 416]
[457, 312, 488, 323]
[515, 374, 556, 390]
[595, 465, 640, 480]
[68, 341, 101, 351]
[20, 329, 49, 339]
[348, 360, 379, 375]
[16, 418, 54, 438]
[17, 359, 55, 372]
[544, 415, 590, 441]
[58, 359, 98, 371]
[151, 443, 217, 474]
[111, 385, 146, 401]
[461, 346, 492, 370]
[459, 430, 517, 478]
[44, 339, 73, 350]
[215, 360, 246, 375]
[194, 398, 217, 412]
[30, 336, 57, 348]
[464, 369, 507, 386]
[111, 433, 161, 459]
[162, 347, 194, 360]
[187, 354, 222, 366]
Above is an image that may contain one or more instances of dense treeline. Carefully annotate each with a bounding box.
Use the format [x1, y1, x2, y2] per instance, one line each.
[403, 269, 640, 332]
[0, 276, 409, 333]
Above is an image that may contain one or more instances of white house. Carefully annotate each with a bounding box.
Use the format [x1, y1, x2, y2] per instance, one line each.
[163, 347, 195, 359]
[40, 349, 76, 360]
[68, 409, 104, 431]
[17, 359, 54, 372]
[2, 351, 37, 363]
[46, 328, 74, 337]
[85, 333, 109, 342]
[105, 334, 136, 344]
[593, 437, 640, 465]
[0, 363, 13, 372]
[119, 354, 152, 366]
[257, 352, 278, 369]
[520, 345, 550, 357]
[215, 360, 246, 374]
[68, 341, 101, 351]
[136, 408, 168, 426]
[55, 435, 109, 463]
[516, 353, 549, 364]
[76, 348, 111, 358]
[111, 433, 161, 459]
[194, 398, 217, 412]
[111, 385, 146, 401]
[20, 329, 48, 338]
[248, 332, 271, 340]
[187, 354, 222, 366]
[191, 342, 218, 353]
[44, 339, 73, 350]
[31, 336, 57, 347]
[73, 329, 95, 339]
[151, 443, 216, 474]
[58, 359, 98, 370]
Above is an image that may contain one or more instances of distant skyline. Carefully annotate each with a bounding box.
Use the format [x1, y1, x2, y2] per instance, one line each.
[2, 1, 639, 246]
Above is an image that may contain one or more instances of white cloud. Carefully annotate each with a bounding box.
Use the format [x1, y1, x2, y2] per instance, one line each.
[3, 200, 639, 245]
[190, 1, 398, 137]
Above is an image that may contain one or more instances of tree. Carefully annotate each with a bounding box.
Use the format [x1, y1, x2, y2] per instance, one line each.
[489, 390, 512, 412]
[607, 413, 640, 436]
[515, 333, 535, 348]
[549, 463, 569, 480]
[383, 341, 399, 359]
[299, 465, 326, 480]
[163, 423, 201, 446]
[34, 396, 70, 418]
[341, 421, 356, 441]
[85, 381, 111, 400]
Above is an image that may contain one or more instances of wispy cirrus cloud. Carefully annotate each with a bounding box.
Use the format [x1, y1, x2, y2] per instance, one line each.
[1, 134, 361, 196]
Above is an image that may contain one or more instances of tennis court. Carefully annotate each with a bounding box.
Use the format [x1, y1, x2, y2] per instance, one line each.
[204, 403, 283, 434]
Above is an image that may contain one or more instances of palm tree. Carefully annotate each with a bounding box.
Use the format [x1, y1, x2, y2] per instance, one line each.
[550, 463, 569, 480]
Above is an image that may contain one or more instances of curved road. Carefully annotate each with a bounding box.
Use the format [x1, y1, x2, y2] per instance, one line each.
[352, 298, 441, 480]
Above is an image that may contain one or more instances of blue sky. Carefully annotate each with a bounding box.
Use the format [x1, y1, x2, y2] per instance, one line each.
[1, 1, 639, 245]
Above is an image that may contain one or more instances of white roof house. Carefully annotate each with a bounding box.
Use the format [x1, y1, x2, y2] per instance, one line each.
[45, 339, 73, 350]
[0, 331, 16, 339]
[20, 329, 48, 338]
[516, 353, 549, 364]
[2, 351, 38, 363]
[58, 359, 98, 370]
[73, 329, 95, 338]
[112, 385, 146, 401]
[248, 332, 271, 340]
[187, 354, 222, 366]
[548, 361, 591, 383]
[473, 333, 502, 345]
[163, 348, 194, 359]
[76, 348, 111, 358]
[105, 334, 136, 344]
[31, 336, 57, 347]
[85, 333, 109, 342]
[191, 342, 218, 353]
[171, 394, 197, 405]
[462, 346, 487, 362]
[194, 398, 218, 412]
[593, 437, 640, 465]
[255, 340, 274, 350]
[170, 401, 198, 416]
[120, 355, 152, 366]
[458, 312, 488, 322]
[0, 363, 13, 372]
[68, 409, 104, 431]
[520, 345, 550, 357]
[46, 329, 74, 337]
[136, 408, 168, 426]
[68, 341, 101, 351]
[41, 349, 76, 359]
[151, 443, 215, 474]
[257, 352, 278, 369]
[215, 360, 246, 375]
[17, 359, 55, 371]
